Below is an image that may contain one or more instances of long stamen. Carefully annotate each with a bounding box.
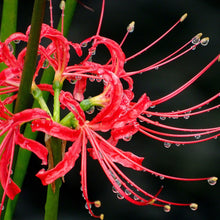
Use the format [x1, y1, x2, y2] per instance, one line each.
[49, 0, 53, 28]
[151, 54, 220, 106]
[96, 0, 105, 36]
[126, 13, 188, 62]
[59, 0, 65, 35]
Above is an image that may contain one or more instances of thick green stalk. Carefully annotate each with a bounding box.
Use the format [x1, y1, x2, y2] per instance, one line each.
[3, 0, 46, 219]
[14, 0, 46, 113]
[3, 0, 78, 219]
[44, 137, 62, 220]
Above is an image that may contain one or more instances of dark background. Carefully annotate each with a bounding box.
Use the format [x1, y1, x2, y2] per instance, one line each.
[1, 0, 220, 219]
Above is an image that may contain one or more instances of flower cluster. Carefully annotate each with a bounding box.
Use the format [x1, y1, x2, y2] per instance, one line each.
[0, 0, 219, 218]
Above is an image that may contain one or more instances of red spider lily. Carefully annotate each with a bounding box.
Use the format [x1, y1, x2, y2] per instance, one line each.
[0, 105, 49, 214]
[31, 82, 218, 219]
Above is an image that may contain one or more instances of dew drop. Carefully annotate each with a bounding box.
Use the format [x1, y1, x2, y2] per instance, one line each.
[154, 66, 159, 70]
[96, 78, 102, 83]
[96, 106, 103, 111]
[125, 189, 131, 196]
[86, 106, 95, 114]
[191, 37, 200, 45]
[70, 79, 76, 84]
[150, 105, 156, 109]
[117, 193, 124, 200]
[81, 42, 88, 48]
[164, 142, 171, 148]
[191, 46, 196, 50]
[163, 205, 171, 213]
[13, 39, 21, 44]
[194, 135, 201, 139]
[123, 135, 132, 142]
[146, 114, 152, 118]
[184, 112, 191, 119]
[201, 37, 209, 46]
[159, 176, 165, 180]
[175, 143, 181, 147]
[89, 77, 95, 82]
[160, 116, 166, 121]
[85, 203, 91, 210]
[207, 177, 218, 186]
[112, 186, 118, 194]
[190, 203, 198, 211]
[0, 203, 4, 211]
[134, 195, 139, 201]
[7, 43, 14, 53]
[115, 179, 122, 187]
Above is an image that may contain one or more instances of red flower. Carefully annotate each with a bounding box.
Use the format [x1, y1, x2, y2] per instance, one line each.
[0, 104, 49, 214]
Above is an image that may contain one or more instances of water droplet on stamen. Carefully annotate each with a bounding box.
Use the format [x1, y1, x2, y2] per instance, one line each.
[146, 114, 152, 118]
[150, 105, 156, 109]
[117, 193, 124, 200]
[160, 116, 166, 120]
[125, 189, 132, 196]
[112, 186, 118, 194]
[201, 37, 209, 46]
[159, 176, 165, 180]
[208, 177, 218, 186]
[134, 195, 139, 201]
[175, 143, 181, 147]
[190, 203, 198, 211]
[164, 142, 171, 148]
[0, 203, 4, 211]
[85, 202, 91, 210]
[163, 205, 171, 212]
[194, 135, 201, 139]
[154, 66, 159, 70]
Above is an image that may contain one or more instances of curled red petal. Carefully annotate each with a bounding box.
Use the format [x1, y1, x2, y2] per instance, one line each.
[31, 119, 80, 141]
[73, 77, 87, 101]
[16, 132, 48, 165]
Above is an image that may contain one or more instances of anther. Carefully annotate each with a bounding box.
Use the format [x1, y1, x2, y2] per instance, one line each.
[218, 55, 220, 62]
[180, 13, 188, 22]
[200, 37, 209, 46]
[190, 203, 198, 211]
[127, 21, 135, 33]
[208, 176, 218, 186]
[192, 33, 203, 44]
[163, 204, 171, 212]
[94, 200, 101, 208]
[100, 213, 104, 220]
[59, 0, 65, 10]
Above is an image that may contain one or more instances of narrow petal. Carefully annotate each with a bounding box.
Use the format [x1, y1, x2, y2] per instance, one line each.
[36, 134, 83, 185]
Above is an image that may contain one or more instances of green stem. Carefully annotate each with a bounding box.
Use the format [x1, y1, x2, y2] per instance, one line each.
[14, 0, 46, 113]
[44, 137, 62, 220]
[53, 80, 62, 122]
[3, 0, 46, 219]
